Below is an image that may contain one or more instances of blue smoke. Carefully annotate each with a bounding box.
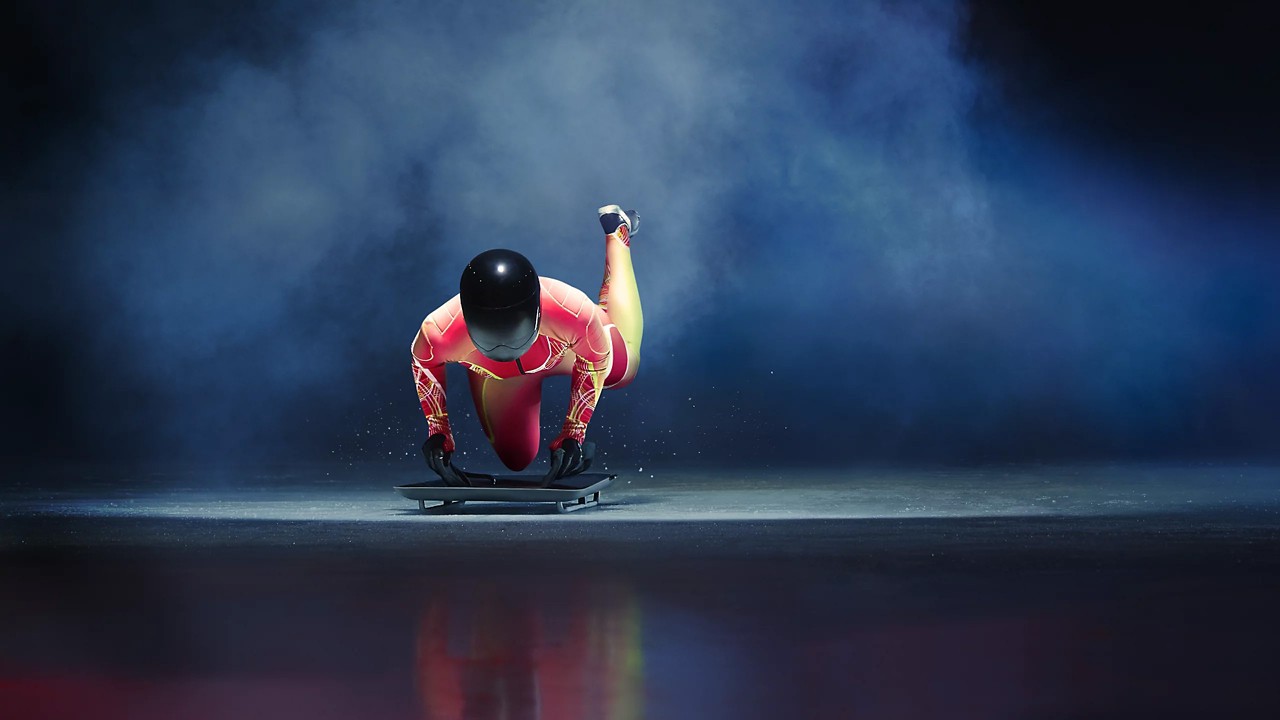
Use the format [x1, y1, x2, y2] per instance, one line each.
[58, 0, 1279, 466]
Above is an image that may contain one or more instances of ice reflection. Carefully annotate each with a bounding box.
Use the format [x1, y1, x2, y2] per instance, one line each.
[415, 581, 643, 720]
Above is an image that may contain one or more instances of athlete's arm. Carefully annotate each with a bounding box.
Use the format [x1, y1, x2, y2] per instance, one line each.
[411, 296, 467, 453]
[411, 350, 451, 449]
[551, 302, 612, 451]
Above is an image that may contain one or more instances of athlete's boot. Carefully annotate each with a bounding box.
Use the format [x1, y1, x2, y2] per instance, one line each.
[598, 204, 639, 239]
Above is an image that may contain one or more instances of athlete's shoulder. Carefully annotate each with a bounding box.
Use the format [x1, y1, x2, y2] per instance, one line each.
[423, 294, 465, 335]
[539, 276, 599, 318]
[415, 294, 474, 363]
[538, 277, 609, 361]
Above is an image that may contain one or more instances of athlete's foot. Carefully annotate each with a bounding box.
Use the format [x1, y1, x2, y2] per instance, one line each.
[598, 204, 639, 238]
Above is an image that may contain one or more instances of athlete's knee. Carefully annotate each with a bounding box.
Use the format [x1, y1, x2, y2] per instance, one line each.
[605, 350, 641, 390]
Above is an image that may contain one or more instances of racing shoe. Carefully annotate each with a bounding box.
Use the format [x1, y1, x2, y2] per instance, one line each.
[598, 204, 639, 238]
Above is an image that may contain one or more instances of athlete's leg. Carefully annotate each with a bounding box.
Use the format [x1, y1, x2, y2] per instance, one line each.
[597, 205, 643, 389]
[467, 371, 544, 471]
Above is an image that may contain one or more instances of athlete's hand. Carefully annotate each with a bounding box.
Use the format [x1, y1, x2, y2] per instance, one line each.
[541, 438, 595, 486]
[422, 433, 470, 487]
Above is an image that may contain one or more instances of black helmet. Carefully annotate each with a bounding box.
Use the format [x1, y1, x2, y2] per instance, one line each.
[459, 249, 541, 361]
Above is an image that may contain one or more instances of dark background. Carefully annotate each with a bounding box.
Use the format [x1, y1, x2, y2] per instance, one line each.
[4, 0, 1278, 472]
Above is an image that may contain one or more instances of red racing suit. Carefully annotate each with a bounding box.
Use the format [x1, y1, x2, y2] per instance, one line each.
[411, 276, 617, 456]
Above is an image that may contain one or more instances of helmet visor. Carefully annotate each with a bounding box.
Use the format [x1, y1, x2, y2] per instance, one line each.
[464, 292, 541, 362]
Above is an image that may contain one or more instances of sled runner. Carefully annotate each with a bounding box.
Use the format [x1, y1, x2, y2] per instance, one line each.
[395, 472, 615, 513]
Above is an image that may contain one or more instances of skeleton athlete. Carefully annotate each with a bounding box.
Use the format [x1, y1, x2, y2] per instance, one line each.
[411, 205, 642, 485]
